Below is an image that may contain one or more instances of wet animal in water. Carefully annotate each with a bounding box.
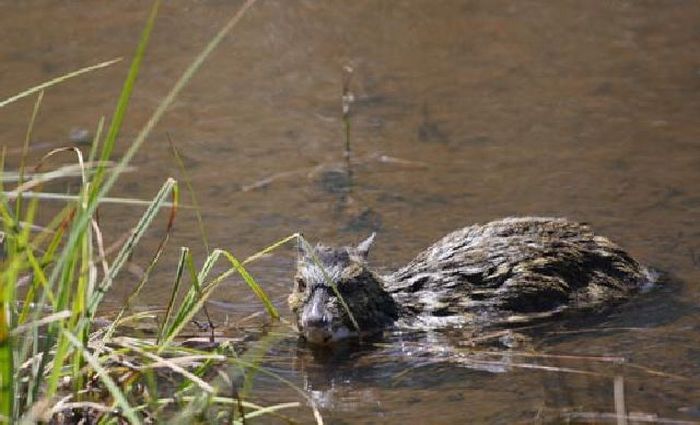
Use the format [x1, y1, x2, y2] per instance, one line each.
[289, 217, 656, 345]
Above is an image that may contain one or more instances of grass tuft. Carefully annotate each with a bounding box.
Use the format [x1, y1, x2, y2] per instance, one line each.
[0, 0, 329, 423]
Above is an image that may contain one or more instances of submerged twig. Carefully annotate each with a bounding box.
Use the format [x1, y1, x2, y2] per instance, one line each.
[561, 412, 699, 424]
[614, 375, 627, 425]
[341, 65, 355, 199]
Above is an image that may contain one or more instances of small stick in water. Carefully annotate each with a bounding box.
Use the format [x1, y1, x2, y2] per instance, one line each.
[341, 65, 355, 198]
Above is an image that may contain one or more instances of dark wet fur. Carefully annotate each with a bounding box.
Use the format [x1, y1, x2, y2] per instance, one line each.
[290, 217, 654, 340]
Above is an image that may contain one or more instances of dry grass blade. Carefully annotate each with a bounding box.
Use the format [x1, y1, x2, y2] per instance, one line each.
[51, 401, 114, 415]
[61, 329, 141, 425]
[0, 58, 122, 109]
[3, 161, 131, 187]
[10, 311, 71, 336]
[144, 354, 226, 368]
[562, 412, 700, 424]
[113, 339, 217, 394]
[2, 191, 177, 207]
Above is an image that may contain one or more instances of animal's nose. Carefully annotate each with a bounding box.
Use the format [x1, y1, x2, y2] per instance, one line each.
[304, 314, 329, 329]
[302, 289, 331, 329]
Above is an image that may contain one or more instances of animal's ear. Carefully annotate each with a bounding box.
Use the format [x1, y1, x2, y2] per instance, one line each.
[355, 232, 376, 259]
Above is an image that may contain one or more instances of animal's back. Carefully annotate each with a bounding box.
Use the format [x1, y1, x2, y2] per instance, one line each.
[386, 217, 653, 327]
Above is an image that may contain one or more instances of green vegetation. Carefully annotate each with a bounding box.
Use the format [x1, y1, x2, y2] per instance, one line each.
[0, 0, 322, 423]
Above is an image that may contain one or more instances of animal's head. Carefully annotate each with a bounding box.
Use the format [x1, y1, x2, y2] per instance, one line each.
[289, 234, 399, 345]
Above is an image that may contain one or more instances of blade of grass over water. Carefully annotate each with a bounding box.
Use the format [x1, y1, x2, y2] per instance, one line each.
[195, 234, 299, 293]
[157, 246, 278, 351]
[15, 91, 44, 222]
[168, 133, 210, 254]
[10, 311, 71, 336]
[87, 117, 105, 165]
[0, 58, 122, 109]
[89, 177, 178, 319]
[1, 161, 127, 184]
[159, 247, 190, 347]
[184, 249, 215, 335]
[100, 213, 175, 347]
[217, 250, 278, 320]
[120, 341, 217, 394]
[2, 191, 176, 207]
[89, 1, 161, 197]
[90, 0, 259, 215]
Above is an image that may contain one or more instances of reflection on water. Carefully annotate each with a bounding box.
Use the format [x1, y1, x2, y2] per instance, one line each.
[1, 0, 699, 423]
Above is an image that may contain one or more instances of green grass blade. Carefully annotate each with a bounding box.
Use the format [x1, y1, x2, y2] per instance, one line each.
[196, 249, 222, 284]
[0, 295, 12, 423]
[157, 247, 279, 350]
[165, 234, 299, 342]
[159, 250, 209, 350]
[196, 233, 298, 290]
[90, 0, 161, 194]
[218, 250, 278, 320]
[100, 226, 172, 347]
[158, 246, 189, 346]
[168, 134, 210, 254]
[89, 177, 177, 317]
[43, 177, 174, 398]
[87, 117, 106, 165]
[15, 91, 44, 221]
[242, 233, 299, 266]
[184, 250, 214, 332]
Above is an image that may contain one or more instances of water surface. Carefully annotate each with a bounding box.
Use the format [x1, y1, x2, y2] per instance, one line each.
[1, 1, 699, 423]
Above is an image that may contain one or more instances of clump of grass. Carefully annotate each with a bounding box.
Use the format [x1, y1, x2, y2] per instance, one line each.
[0, 0, 324, 423]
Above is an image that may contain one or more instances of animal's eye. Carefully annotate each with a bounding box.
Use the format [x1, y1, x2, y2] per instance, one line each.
[295, 277, 307, 291]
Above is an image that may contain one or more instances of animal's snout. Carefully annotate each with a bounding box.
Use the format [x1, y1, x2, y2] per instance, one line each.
[304, 314, 329, 329]
[300, 289, 332, 329]
[300, 288, 339, 344]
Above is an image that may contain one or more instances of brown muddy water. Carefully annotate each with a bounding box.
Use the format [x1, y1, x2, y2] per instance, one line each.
[2, 1, 700, 423]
